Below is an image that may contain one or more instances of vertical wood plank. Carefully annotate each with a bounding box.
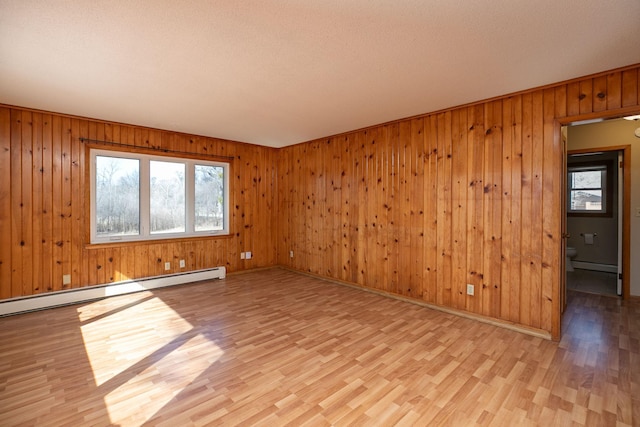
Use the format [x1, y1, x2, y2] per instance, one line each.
[361, 132, 375, 288]
[566, 82, 580, 117]
[451, 108, 468, 310]
[579, 79, 593, 115]
[51, 115, 63, 291]
[465, 106, 483, 314]
[387, 125, 399, 294]
[542, 88, 559, 336]
[606, 72, 622, 110]
[592, 75, 607, 112]
[410, 118, 424, 299]
[61, 117, 72, 289]
[31, 113, 43, 294]
[508, 95, 523, 323]
[398, 121, 411, 296]
[78, 119, 89, 287]
[530, 90, 544, 329]
[500, 97, 513, 320]
[0, 108, 11, 299]
[482, 100, 502, 318]
[519, 93, 533, 327]
[621, 69, 638, 107]
[423, 116, 437, 304]
[42, 114, 53, 292]
[356, 136, 365, 283]
[20, 110, 33, 296]
[338, 138, 348, 281]
[71, 119, 83, 288]
[436, 112, 453, 307]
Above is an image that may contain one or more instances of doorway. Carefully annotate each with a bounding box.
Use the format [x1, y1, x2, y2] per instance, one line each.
[562, 118, 632, 301]
[565, 148, 621, 296]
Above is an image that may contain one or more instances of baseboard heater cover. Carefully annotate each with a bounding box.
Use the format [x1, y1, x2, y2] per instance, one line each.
[571, 261, 617, 274]
[0, 267, 226, 317]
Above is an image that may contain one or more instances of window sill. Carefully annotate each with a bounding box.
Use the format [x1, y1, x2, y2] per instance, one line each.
[85, 233, 233, 250]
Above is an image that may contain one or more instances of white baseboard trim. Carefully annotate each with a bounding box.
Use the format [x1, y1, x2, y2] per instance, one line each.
[572, 261, 617, 274]
[0, 267, 226, 317]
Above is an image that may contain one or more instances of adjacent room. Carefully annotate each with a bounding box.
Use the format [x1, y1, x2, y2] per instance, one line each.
[1, 1, 639, 425]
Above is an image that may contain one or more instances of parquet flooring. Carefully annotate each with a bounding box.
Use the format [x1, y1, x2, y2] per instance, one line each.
[0, 268, 638, 426]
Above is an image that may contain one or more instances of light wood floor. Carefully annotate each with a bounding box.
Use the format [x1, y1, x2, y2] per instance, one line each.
[0, 268, 638, 426]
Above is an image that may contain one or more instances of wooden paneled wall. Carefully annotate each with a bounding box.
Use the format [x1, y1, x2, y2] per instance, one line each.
[276, 66, 640, 338]
[0, 107, 278, 299]
[2, 65, 639, 339]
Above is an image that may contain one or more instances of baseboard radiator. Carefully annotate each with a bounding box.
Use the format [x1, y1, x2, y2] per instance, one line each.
[572, 261, 617, 274]
[0, 267, 226, 317]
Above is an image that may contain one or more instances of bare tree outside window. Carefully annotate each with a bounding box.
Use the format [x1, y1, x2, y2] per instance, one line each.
[195, 165, 224, 231]
[95, 156, 140, 236]
[91, 149, 229, 243]
[150, 161, 186, 234]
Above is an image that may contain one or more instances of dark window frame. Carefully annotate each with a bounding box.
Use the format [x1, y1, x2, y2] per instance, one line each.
[567, 159, 614, 218]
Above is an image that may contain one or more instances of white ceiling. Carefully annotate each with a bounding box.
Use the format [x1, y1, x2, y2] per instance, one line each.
[1, 1, 639, 148]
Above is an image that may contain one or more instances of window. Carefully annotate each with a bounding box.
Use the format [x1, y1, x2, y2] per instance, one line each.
[567, 161, 612, 216]
[90, 149, 229, 243]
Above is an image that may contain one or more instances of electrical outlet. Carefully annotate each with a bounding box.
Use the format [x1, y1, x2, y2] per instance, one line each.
[179, 259, 185, 268]
[290, 250, 294, 258]
[164, 262, 171, 270]
[62, 274, 71, 285]
[240, 252, 245, 259]
[636, 207, 640, 217]
[466, 284, 475, 296]
[245, 251, 252, 260]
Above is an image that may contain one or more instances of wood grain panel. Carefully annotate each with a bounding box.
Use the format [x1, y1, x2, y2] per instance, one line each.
[529, 90, 544, 330]
[1, 64, 639, 341]
[20, 111, 33, 296]
[465, 106, 484, 315]
[51, 115, 63, 292]
[451, 108, 467, 311]
[621, 69, 638, 107]
[0, 108, 10, 300]
[10, 109, 23, 297]
[500, 96, 514, 321]
[276, 65, 640, 339]
[0, 106, 278, 300]
[482, 100, 502, 319]
[423, 117, 438, 304]
[542, 88, 559, 336]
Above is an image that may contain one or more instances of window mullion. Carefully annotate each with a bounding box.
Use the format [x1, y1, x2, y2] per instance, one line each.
[140, 157, 150, 238]
[186, 161, 195, 233]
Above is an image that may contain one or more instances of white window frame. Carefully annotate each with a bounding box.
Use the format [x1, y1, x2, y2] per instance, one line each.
[90, 148, 230, 244]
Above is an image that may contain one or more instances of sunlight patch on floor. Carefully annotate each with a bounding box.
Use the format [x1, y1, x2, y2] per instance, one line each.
[104, 332, 223, 425]
[79, 296, 194, 386]
[78, 295, 223, 424]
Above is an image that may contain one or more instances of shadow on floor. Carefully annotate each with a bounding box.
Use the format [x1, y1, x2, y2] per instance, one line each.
[566, 268, 618, 296]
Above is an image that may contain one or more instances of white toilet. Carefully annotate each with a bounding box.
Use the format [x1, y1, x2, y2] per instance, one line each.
[566, 247, 577, 272]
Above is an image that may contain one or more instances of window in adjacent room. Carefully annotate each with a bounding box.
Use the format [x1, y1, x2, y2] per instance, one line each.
[567, 160, 612, 217]
[90, 149, 229, 243]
